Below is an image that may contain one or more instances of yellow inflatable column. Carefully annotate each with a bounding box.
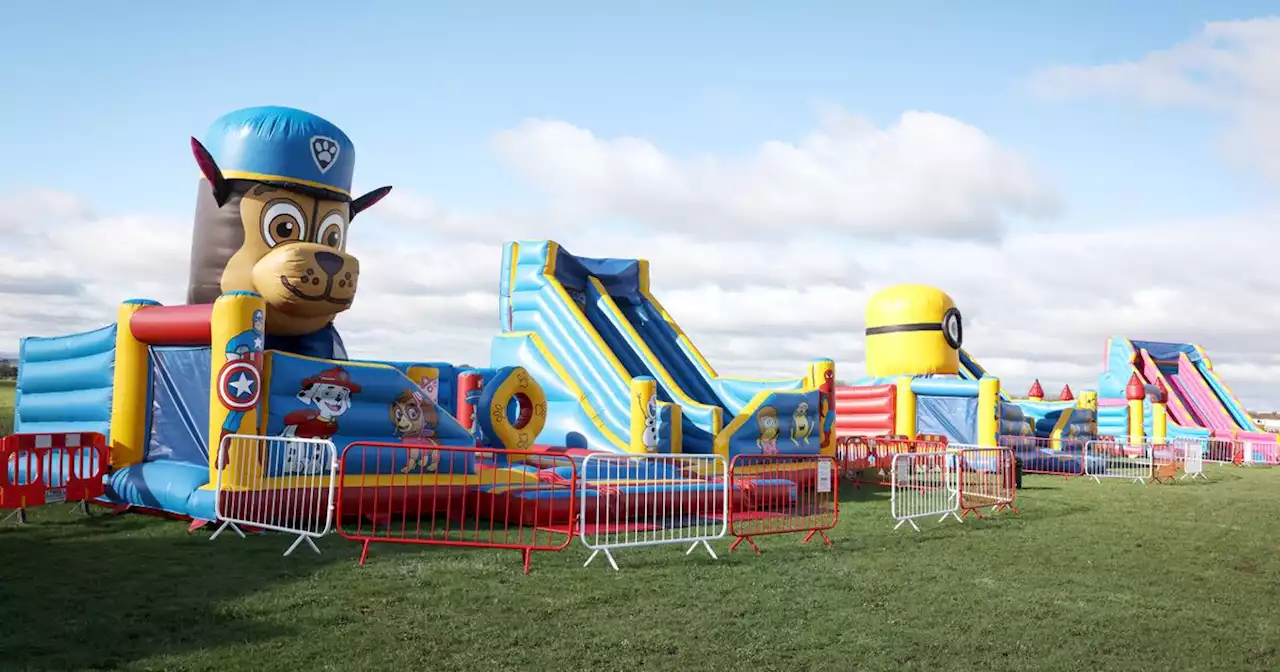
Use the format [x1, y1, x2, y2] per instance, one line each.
[630, 376, 658, 452]
[1150, 383, 1168, 445]
[807, 358, 836, 455]
[1125, 373, 1146, 445]
[894, 376, 916, 437]
[977, 377, 999, 447]
[208, 291, 268, 488]
[109, 299, 158, 469]
[865, 285, 962, 377]
[1077, 390, 1097, 410]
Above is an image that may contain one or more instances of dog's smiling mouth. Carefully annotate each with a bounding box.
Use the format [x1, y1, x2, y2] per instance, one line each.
[281, 275, 353, 306]
[322, 400, 345, 414]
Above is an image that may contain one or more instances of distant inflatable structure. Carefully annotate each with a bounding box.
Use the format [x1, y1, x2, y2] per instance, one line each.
[836, 285, 1006, 446]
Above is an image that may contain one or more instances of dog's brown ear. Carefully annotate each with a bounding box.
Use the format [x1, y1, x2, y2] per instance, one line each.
[191, 137, 230, 206]
[350, 186, 392, 220]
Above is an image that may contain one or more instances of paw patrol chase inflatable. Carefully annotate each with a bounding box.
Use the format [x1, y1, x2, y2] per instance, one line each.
[187, 106, 392, 360]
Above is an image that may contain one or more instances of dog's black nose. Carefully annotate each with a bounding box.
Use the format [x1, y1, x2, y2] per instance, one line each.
[315, 251, 344, 276]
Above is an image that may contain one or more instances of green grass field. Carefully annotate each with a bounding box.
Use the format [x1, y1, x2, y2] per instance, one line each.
[1, 467, 1276, 672]
[0, 379, 14, 437]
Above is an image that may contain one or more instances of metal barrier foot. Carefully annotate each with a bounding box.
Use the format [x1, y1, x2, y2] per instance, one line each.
[894, 518, 921, 532]
[358, 540, 372, 566]
[686, 539, 718, 560]
[584, 547, 620, 571]
[209, 520, 245, 541]
[802, 529, 832, 546]
[2, 508, 26, 526]
[729, 535, 762, 554]
[284, 534, 321, 557]
[72, 501, 92, 517]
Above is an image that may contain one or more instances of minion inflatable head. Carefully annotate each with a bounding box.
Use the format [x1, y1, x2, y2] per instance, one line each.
[864, 284, 962, 377]
[185, 106, 392, 360]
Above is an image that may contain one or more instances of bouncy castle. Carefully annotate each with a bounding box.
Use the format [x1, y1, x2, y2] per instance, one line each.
[834, 285, 1011, 446]
[833, 285, 1109, 474]
[11, 106, 836, 531]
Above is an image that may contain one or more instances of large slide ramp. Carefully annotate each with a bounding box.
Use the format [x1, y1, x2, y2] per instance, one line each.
[492, 240, 828, 456]
[1102, 337, 1274, 444]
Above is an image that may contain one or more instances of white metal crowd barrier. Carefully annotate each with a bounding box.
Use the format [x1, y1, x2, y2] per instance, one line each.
[1172, 440, 1207, 480]
[890, 451, 961, 531]
[578, 453, 729, 571]
[1084, 439, 1154, 484]
[1241, 438, 1280, 466]
[211, 434, 339, 556]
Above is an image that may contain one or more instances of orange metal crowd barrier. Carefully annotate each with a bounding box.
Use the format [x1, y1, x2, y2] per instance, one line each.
[727, 454, 838, 554]
[0, 432, 109, 524]
[334, 441, 578, 573]
[956, 446, 1020, 520]
[836, 434, 949, 485]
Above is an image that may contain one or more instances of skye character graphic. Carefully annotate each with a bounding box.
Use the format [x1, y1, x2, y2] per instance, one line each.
[279, 367, 360, 474]
[390, 389, 441, 473]
[418, 374, 440, 404]
[790, 400, 814, 447]
[756, 406, 780, 455]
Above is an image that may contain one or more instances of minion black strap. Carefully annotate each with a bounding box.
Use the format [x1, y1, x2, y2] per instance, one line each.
[864, 323, 941, 335]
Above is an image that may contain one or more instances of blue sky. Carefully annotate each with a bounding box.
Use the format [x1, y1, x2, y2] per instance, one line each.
[1, 1, 1272, 228]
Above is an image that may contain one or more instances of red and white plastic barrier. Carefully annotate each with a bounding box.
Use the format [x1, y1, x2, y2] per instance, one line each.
[0, 432, 109, 524]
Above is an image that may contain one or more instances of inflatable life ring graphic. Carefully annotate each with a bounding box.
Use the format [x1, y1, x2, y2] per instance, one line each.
[477, 366, 548, 450]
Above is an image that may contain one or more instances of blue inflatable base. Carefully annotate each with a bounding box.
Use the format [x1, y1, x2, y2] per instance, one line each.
[1015, 449, 1107, 475]
[103, 461, 215, 520]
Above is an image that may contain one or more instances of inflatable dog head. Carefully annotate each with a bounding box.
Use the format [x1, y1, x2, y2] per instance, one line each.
[186, 106, 391, 337]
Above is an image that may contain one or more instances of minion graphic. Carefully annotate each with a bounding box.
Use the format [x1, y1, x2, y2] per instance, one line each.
[790, 400, 814, 446]
[863, 284, 963, 378]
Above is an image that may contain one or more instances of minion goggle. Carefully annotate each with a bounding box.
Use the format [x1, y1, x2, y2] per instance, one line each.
[864, 307, 963, 350]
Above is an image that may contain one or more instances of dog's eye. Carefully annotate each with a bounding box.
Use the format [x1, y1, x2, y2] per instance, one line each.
[316, 211, 347, 249]
[262, 201, 308, 247]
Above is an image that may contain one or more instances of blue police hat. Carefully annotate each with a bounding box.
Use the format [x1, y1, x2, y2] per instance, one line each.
[202, 106, 356, 200]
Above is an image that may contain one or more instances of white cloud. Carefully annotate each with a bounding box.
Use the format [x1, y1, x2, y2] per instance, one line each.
[489, 107, 1060, 239]
[4, 102, 1280, 411]
[1028, 17, 1280, 180]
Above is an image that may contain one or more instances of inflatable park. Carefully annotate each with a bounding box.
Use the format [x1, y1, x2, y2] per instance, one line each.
[7, 106, 834, 531]
[833, 285, 1279, 474]
[6, 104, 1274, 541]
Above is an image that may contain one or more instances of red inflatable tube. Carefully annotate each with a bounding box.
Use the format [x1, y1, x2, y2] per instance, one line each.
[130, 304, 215, 345]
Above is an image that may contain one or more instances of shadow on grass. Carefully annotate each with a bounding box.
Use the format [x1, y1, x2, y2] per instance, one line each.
[0, 512, 346, 670]
[839, 483, 889, 502]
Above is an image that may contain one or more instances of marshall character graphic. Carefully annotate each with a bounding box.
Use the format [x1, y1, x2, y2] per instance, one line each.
[390, 389, 441, 473]
[216, 309, 266, 467]
[278, 366, 360, 474]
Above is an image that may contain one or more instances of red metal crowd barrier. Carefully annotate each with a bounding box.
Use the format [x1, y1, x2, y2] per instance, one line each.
[956, 447, 1020, 520]
[0, 432, 109, 524]
[836, 435, 949, 485]
[334, 441, 578, 573]
[727, 453, 838, 554]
